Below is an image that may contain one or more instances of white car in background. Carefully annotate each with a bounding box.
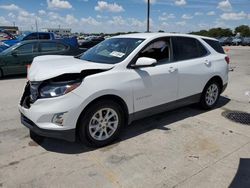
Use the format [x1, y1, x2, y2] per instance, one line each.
[19, 33, 229, 147]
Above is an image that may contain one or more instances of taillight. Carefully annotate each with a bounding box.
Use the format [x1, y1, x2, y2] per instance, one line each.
[225, 56, 230, 64]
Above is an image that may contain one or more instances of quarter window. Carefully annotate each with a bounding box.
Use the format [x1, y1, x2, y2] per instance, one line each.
[203, 39, 225, 54]
[172, 37, 208, 61]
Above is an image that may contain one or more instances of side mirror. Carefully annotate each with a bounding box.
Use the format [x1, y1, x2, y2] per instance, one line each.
[131, 57, 157, 68]
[11, 50, 18, 56]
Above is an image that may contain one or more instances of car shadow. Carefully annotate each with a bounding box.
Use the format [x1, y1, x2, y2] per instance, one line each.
[229, 158, 250, 188]
[0, 74, 26, 80]
[38, 96, 230, 154]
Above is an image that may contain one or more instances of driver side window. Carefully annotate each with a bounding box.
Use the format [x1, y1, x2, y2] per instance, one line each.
[139, 38, 171, 64]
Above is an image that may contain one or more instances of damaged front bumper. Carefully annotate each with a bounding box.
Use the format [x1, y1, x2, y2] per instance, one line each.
[19, 82, 84, 142]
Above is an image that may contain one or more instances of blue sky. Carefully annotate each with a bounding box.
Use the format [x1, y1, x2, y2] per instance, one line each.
[0, 0, 249, 33]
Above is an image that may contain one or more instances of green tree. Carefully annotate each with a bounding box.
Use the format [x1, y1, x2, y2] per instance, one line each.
[235, 25, 250, 37]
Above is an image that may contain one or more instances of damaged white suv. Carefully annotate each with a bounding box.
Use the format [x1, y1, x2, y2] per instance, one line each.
[19, 33, 229, 147]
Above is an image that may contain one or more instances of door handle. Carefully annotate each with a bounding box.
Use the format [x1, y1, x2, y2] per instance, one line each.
[204, 60, 211, 66]
[168, 67, 178, 73]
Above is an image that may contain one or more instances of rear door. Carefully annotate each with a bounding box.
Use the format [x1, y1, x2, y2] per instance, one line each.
[172, 37, 213, 99]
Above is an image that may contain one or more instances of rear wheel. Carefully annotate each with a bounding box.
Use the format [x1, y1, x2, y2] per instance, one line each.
[200, 81, 221, 109]
[78, 100, 125, 147]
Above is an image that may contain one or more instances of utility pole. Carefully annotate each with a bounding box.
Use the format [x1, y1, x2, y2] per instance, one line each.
[147, 0, 150, 32]
[35, 19, 38, 32]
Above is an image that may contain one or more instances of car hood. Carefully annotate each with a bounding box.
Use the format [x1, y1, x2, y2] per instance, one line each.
[28, 55, 114, 81]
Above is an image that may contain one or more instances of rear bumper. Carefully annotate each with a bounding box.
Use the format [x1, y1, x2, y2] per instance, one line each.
[21, 113, 75, 142]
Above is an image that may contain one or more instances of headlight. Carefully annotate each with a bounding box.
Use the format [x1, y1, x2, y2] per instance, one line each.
[39, 81, 81, 98]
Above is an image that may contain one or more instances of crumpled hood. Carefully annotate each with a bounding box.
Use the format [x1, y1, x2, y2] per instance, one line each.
[28, 55, 114, 81]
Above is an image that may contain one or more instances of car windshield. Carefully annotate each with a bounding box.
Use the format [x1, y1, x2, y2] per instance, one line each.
[80, 38, 144, 64]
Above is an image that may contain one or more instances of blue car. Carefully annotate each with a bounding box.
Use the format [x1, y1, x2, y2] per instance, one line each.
[0, 32, 78, 52]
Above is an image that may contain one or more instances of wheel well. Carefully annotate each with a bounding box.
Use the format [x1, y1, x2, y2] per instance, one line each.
[206, 76, 223, 93]
[75, 95, 129, 138]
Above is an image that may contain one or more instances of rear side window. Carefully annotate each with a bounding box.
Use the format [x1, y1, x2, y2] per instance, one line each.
[203, 39, 225, 54]
[39, 33, 50, 40]
[40, 42, 58, 52]
[172, 37, 208, 61]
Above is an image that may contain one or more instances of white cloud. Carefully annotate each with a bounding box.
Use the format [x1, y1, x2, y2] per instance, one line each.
[8, 12, 16, 19]
[195, 12, 203, 16]
[95, 1, 124, 13]
[108, 16, 126, 26]
[0, 4, 20, 11]
[198, 23, 209, 29]
[174, 0, 186, 6]
[220, 11, 247, 20]
[65, 14, 78, 25]
[129, 18, 145, 28]
[176, 21, 186, 26]
[38, 10, 46, 15]
[47, 0, 72, 9]
[207, 11, 216, 16]
[0, 16, 11, 25]
[217, 0, 232, 12]
[96, 15, 102, 19]
[81, 17, 101, 26]
[159, 13, 175, 21]
[182, 14, 193, 19]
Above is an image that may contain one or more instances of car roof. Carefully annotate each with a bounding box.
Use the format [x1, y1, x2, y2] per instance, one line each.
[113, 32, 217, 41]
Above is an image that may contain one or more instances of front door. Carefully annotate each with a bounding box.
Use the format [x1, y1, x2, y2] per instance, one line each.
[132, 38, 178, 113]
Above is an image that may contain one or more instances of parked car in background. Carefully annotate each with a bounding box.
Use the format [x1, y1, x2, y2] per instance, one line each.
[232, 37, 242, 46]
[242, 37, 250, 46]
[219, 37, 233, 46]
[78, 36, 105, 49]
[0, 40, 85, 77]
[0, 32, 78, 52]
[0, 30, 16, 41]
[19, 33, 229, 147]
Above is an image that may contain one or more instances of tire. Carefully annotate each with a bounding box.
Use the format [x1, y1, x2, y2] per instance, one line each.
[78, 100, 125, 147]
[29, 130, 44, 143]
[200, 81, 221, 110]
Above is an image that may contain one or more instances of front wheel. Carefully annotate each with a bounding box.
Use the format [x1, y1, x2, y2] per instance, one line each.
[78, 100, 125, 147]
[200, 81, 221, 109]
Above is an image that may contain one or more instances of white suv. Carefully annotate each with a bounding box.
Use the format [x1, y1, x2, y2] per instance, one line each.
[19, 33, 229, 147]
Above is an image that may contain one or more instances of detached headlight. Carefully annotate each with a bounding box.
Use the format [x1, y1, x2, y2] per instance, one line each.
[39, 80, 81, 98]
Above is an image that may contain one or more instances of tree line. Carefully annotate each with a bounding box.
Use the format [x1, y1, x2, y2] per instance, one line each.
[189, 25, 250, 38]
